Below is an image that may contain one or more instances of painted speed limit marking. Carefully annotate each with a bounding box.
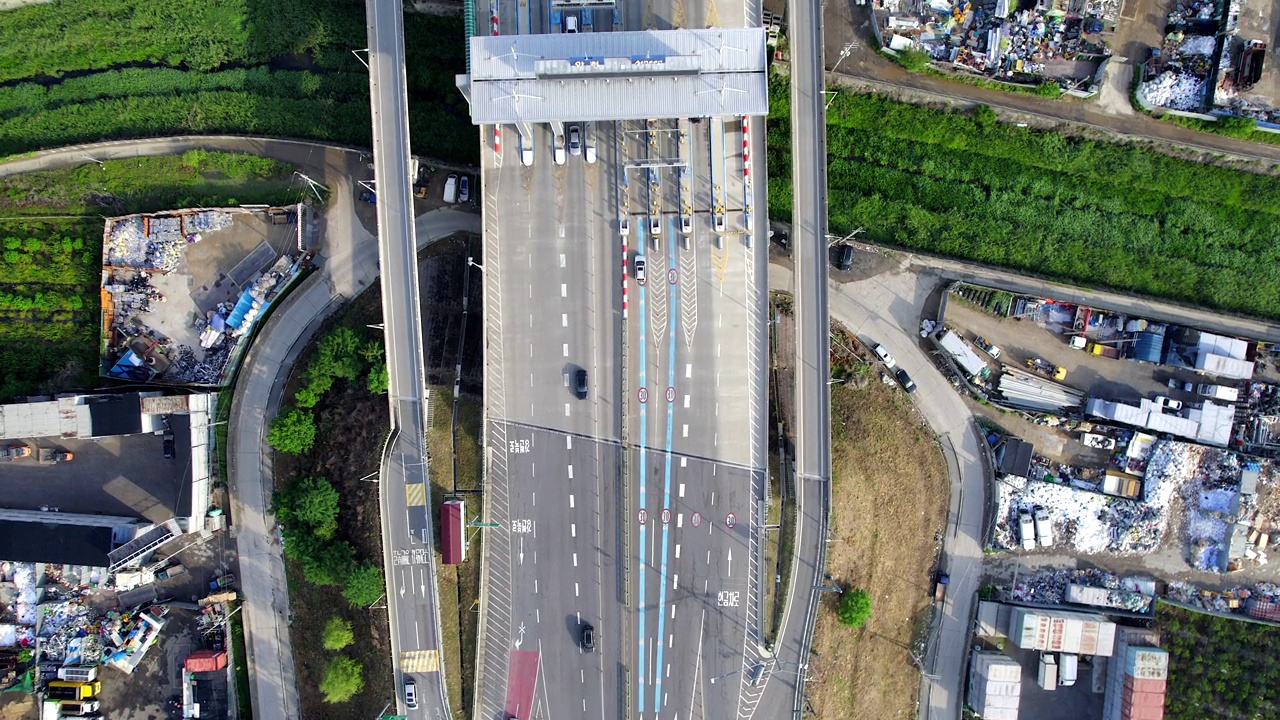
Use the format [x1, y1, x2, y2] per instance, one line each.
[638, 387, 649, 404]
[725, 513, 736, 528]
[661, 508, 672, 524]
[638, 509, 648, 525]
[665, 386, 676, 403]
[668, 268, 678, 285]
[691, 512, 703, 528]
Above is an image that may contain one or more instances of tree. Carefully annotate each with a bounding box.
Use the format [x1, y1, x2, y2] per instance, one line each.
[367, 364, 388, 395]
[312, 326, 366, 381]
[342, 562, 385, 607]
[296, 536, 355, 586]
[268, 408, 316, 454]
[837, 588, 872, 628]
[322, 617, 354, 650]
[319, 656, 364, 703]
[272, 476, 340, 539]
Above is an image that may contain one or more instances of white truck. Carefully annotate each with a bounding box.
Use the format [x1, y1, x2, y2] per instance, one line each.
[1038, 653, 1058, 690]
[1058, 653, 1079, 687]
[1019, 510, 1036, 551]
[1197, 383, 1240, 402]
[1034, 507, 1054, 548]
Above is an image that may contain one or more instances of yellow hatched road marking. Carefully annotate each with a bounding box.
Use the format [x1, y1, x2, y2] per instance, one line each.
[401, 650, 441, 673]
[405, 483, 427, 507]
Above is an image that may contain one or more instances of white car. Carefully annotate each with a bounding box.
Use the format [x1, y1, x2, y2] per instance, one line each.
[1155, 395, 1183, 412]
[619, 216, 630, 237]
[554, 134, 566, 165]
[519, 135, 533, 166]
[873, 344, 896, 369]
[1019, 510, 1036, 551]
[568, 125, 582, 156]
[633, 255, 646, 286]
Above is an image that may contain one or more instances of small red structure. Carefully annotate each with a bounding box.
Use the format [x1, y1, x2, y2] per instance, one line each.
[442, 499, 465, 565]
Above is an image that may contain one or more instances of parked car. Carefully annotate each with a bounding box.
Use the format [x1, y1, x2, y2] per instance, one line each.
[581, 622, 595, 651]
[458, 175, 470, 203]
[358, 191, 376, 204]
[894, 367, 916, 394]
[1155, 395, 1183, 412]
[974, 337, 1002, 359]
[873, 344, 897, 369]
[1018, 509, 1036, 551]
[568, 125, 582, 155]
[162, 432, 175, 459]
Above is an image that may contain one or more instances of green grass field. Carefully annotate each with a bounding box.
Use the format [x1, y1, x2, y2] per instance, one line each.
[767, 75, 1280, 320]
[0, 1, 475, 163]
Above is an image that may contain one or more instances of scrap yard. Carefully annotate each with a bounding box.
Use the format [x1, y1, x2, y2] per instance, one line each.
[100, 206, 312, 387]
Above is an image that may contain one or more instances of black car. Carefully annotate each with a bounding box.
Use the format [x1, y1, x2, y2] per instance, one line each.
[581, 622, 595, 651]
[575, 368, 588, 399]
[894, 368, 917, 394]
[162, 432, 176, 459]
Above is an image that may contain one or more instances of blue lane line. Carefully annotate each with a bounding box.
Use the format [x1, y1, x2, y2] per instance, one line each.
[637, 265, 648, 715]
[653, 220, 679, 712]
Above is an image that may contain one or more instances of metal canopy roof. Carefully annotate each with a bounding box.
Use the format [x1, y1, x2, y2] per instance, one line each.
[460, 27, 769, 123]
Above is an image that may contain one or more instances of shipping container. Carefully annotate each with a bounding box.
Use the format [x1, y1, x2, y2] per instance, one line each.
[442, 499, 466, 565]
[184, 649, 228, 673]
[1038, 653, 1058, 690]
[969, 652, 1022, 720]
[56, 666, 97, 682]
[1010, 607, 1116, 656]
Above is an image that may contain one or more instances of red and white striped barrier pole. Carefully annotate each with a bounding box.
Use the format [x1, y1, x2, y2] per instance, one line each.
[491, 0, 500, 34]
[742, 115, 751, 180]
[621, 237, 629, 321]
[494, 125, 502, 157]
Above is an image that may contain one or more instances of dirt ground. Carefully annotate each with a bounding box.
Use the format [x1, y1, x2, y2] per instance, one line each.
[807, 349, 949, 718]
[273, 288, 395, 720]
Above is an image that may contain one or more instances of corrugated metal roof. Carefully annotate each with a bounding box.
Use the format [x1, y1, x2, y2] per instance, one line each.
[469, 28, 768, 79]
[462, 28, 769, 123]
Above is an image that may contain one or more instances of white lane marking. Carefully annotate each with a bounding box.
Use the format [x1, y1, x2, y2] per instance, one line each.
[716, 343, 721, 358]
[559, 253, 566, 267]
[668, 634, 674, 647]
[561, 283, 568, 297]
[714, 432, 718, 446]
[711, 492, 715, 505]
[683, 395, 690, 408]
[566, 436, 573, 449]
[535, 578, 539, 593]
[677, 513, 683, 528]
[530, 343, 534, 358]
[672, 574, 678, 590]
[559, 226, 566, 238]
[680, 457, 686, 468]
[679, 483, 685, 498]
[685, 363, 692, 378]
[531, 463, 536, 477]
[572, 523, 577, 537]
[575, 582, 580, 597]
[675, 543, 681, 558]
[530, 373, 534, 387]
[573, 553, 578, 567]
[706, 550, 711, 563]
[569, 493, 575, 508]
[666, 662, 671, 677]
[716, 371, 720, 388]
[528, 314, 532, 327]
[563, 343, 569, 357]
[537, 608, 541, 623]
[581, 670, 585, 683]
[568, 465, 575, 480]
[565, 403, 571, 416]
[718, 313, 722, 328]
[562, 313, 568, 327]
[716, 402, 719, 416]
[682, 424, 689, 438]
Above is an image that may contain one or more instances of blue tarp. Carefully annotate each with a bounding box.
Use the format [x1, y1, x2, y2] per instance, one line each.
[225, 288, 256, 330]
[1132, 331, 1164, 363]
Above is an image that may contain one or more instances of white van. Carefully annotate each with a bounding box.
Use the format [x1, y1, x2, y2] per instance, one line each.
[1058, 653, 1079, 687]
[57, 666, 98, 683]
[564, 14, 579, 32]
[554, 134, 566, 165]
[443, 174, 458, 203]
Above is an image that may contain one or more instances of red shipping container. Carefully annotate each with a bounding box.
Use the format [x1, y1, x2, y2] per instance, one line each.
[442, 499, 465, 565]
[184, 649, 228, 673]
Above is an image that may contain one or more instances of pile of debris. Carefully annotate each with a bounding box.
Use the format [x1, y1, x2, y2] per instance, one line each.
[1139, 70, 1207, 110]
[1008, 568, 1154, 613]
[103, 211, 231, 271]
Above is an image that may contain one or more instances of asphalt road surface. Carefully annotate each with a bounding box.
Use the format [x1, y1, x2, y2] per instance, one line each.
[366, 0, 451, 714]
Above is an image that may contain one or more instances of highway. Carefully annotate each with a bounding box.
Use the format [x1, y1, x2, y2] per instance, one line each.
[366, 0, 451, 715]
[761, 0, 832, 714]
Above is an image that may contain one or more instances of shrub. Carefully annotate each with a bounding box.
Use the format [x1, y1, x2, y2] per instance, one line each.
[837, 588, 873, 628]
[319, 656, 364, 704]
[321, 617, 354, 651]
[367, 364, 389, 395]
[298, 538, 355, 587]
[895, 49, 930, 73]
[974, 104, 996, 131]
[342, 562, 386, 607]
[268, 408, 316, 454]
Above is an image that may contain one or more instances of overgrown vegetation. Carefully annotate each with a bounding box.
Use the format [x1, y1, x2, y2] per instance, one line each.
[0, 152, 297, 401]
[0, 1, 476, 162]
[319, 655, 365, 704]
[767, 75, 1280, 319]
[1158, 603, 1280, 719]
[321, 617, 354, 651]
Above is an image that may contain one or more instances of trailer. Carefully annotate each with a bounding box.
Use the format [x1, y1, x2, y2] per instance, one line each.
[442, 499, 466, 565]
[934, 573, 949, 603]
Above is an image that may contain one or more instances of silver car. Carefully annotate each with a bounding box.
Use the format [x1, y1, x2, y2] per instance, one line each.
[569, 125, 582, 156]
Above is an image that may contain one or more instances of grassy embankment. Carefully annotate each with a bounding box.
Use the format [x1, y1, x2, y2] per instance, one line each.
[767, 74, 1280, 320]
[805, 329, 949, 717]
[0, 0, 475, 164]
[0, 151, 297, 401]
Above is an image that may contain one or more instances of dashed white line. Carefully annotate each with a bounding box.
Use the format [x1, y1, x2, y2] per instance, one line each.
[568, 465, 574, 480]
[675, 543, 681, 558]
[566, 436, 573, 449]
[573, 553, 578, 567]
[562, 313, 569, 327]
[575, 582, 580, 597]
[677, 513, 683, 528]
[682, 424, 689, 438]
[678, 483, 685, 498]
[668, 634, 674, 647]
[685, 363, 692, 378]
[569, 493, 575, 507]
[680, 457, 686, 468]
[673, 574, 679, 590]
[532, 491, 537, 505]
[535, 578, 539, 593]
[563, 343, 569, 357]
[683, 395, 690, 408]
[561, 283, 568, 297]
[559, 253, 566, 267]
[571, 523, 577, 537]
[666, 662, 671, 677]
[565, 403, 571, 416]
[531, 463, 536, 477]
[537, 608, 541, 622]
[718, 313, 722, 328]
[716, 343, 721, 358]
